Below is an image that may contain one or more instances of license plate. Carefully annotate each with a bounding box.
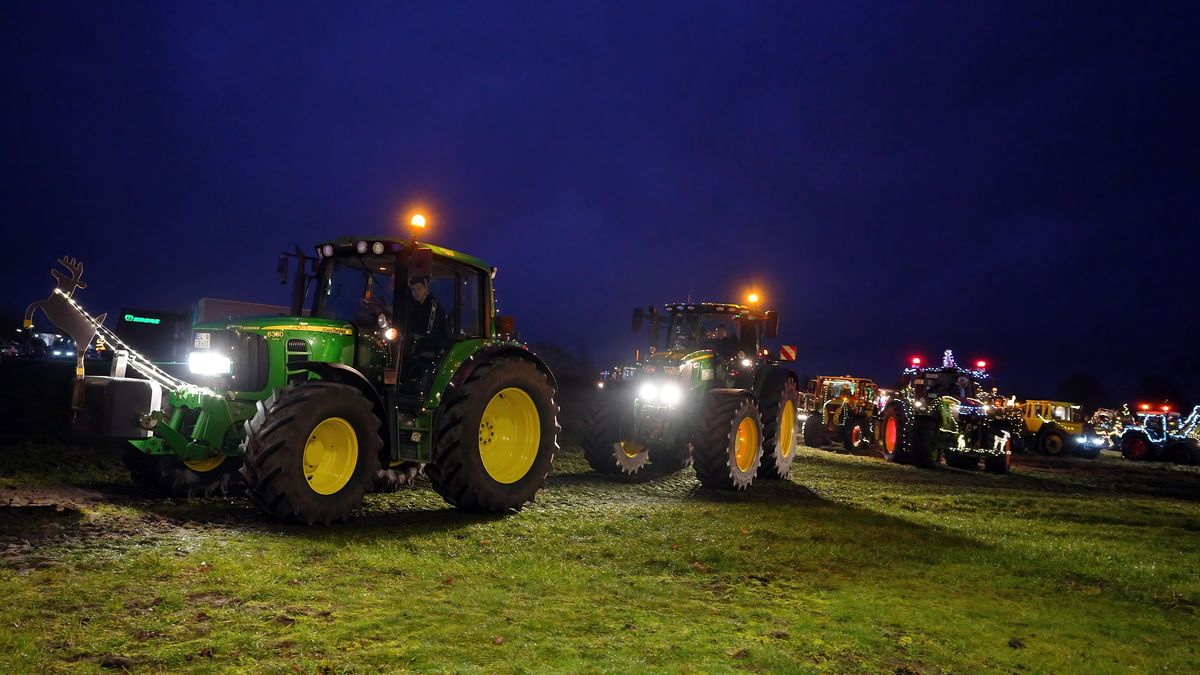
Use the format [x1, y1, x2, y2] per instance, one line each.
[194, 333, 210, 349]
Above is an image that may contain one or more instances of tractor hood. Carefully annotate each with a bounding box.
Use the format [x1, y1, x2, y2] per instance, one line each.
[192, 315, 353, 336]
[644, 348, 715, 368]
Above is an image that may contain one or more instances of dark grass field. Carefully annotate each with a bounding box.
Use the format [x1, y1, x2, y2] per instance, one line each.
[2, 360, 1198, 672]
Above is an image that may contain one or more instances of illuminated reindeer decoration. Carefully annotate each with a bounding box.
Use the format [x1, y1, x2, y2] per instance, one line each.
[24, 256, 107, 377]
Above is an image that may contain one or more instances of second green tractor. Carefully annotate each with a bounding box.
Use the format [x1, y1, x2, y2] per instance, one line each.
[583, 302, 800, 488]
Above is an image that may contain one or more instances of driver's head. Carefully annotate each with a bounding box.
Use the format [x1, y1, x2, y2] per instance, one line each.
[408, 276, 430, 303]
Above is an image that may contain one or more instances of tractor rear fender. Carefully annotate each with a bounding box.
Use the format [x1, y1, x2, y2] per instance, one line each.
[289, 360, 391, 465]
[444, 344, 559, 400]
[753, 364, 797, 397]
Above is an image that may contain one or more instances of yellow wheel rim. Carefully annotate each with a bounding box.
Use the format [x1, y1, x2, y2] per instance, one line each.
[184, 455, 225, 472]
[779, 401, 796, 458]
[734, 416, 759, 472]
[479, 387, 541, 484]
[619, 441, 645, 458]
[303, 417, 359, 495]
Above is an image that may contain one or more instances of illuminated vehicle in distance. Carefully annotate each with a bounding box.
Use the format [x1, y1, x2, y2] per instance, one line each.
[585, 299, 800, 489]
[1087, 406, 1129, 450]
[879, 350, 1014, 473]
[1120, 405, 1200, 465]
[1016, 400, 1104, 455]
[800, 375, 880, 453]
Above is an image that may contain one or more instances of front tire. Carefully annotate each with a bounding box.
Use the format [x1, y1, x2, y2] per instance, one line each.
[692, 392, 763, 490]
[1039, 429, 1066, 455]
[427, 357, 558, 512]
[240, 382, 382, 524]
[759, 375, 799, 479]
[582, 385, 651, 476]
[842, 416, 873, 453]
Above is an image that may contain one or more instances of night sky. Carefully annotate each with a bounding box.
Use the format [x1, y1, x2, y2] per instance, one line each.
[3, 1, 1197, 404]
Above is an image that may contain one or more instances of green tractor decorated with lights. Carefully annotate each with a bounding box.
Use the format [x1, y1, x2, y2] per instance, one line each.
[34, 230, 560, 524]
[879, 350, 1013, 473]
[583, 301, 800, 488]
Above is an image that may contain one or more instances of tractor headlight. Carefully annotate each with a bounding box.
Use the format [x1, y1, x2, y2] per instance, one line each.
[914, 400, 925, 409]
[798, 412, 809, 421]
[356, 240, 368, 254]
[321, 244, 334, 257]
[371, 241, 385, 255]
[660, 383, 683, 406]
[1075, 436, 1087, 444]
[188, 351, 232, 375]
[1092, 437, 1105, 446]
[638, 382, 658, 402]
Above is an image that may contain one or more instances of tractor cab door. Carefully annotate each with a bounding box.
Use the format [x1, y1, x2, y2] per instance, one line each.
[398, 256, 487, 396]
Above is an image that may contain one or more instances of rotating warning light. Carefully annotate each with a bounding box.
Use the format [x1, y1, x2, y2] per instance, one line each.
[910, 356, 922, 366]
[975, 360, 987, 370]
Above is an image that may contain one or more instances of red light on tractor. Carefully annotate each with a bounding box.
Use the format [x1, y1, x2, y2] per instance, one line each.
[1161, 405, 1171, 412]
[910, 356, 922, 366]
[975, 360, 987, 369]
[1140, 404, 1151, 411]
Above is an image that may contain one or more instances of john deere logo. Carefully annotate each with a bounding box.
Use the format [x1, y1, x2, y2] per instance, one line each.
[123, 314, 161, 325]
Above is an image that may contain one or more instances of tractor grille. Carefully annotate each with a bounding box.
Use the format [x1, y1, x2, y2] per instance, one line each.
[229, 332, 269, 392]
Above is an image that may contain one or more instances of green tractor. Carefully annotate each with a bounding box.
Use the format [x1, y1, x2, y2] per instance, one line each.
[878, 350, 1013, 473]
[583, 302, 800, 488]
[68, 236, 559, 524]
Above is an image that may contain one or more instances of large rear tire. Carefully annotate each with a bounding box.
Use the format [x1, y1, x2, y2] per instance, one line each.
[427, 357, 558, 512]
[802, 412, 827, 449]
[240, 381, 382, 524]
[581, 385, 651, 476]
[1120, 431, 1153, 462]
[880, 406, 909, 464]
[759, 375, 799, 479]
[692, 392, 762, 490]
[123, 447, 244, 498]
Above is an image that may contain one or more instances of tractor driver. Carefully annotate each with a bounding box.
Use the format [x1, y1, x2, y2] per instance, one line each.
[403, 275, 450, 389]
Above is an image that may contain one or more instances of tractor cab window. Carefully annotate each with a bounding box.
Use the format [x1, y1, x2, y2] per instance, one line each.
[828, 380, 856, 398]
[1052, 406, 1069, 421]
[669, 314, 738, 356]
[413, 260, 485, 341]
[1166, 413, 1183, 431]
[316, 254, 395, 328]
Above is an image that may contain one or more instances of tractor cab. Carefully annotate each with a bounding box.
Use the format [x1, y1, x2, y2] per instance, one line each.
[298, 236, 495, 398]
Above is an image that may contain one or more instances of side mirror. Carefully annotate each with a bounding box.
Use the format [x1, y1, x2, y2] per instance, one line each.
[764, 310, 779, 339]
[631, 307, 644, 333]
[277, 255, 289, 285]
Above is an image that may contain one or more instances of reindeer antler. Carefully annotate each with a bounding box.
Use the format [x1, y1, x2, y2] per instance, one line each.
[57, 255, 84, 280]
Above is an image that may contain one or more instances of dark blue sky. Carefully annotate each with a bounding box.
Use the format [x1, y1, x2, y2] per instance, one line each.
[3, 1, 1197, 402]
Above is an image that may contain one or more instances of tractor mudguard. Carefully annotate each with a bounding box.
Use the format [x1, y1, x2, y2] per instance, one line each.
[440, 342, 558, 408]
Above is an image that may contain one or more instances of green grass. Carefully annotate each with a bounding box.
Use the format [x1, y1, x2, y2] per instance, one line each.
[2, 397, 1199, 672]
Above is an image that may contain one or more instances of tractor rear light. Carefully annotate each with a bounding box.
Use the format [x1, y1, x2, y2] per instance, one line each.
[188, 351, 232, 376]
